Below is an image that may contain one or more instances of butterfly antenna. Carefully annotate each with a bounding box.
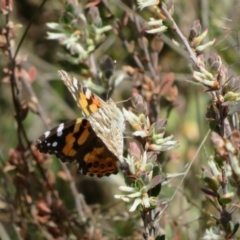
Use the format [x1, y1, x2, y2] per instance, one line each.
[115, 97, 132, 105]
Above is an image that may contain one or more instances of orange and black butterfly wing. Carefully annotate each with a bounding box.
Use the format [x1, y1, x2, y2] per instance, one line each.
[58, 70, 105, 117]
[36, 118, 118, 177]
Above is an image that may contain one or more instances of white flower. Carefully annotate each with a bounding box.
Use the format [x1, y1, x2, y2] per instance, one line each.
[202, 228, 225, 240]
[146, 25, 168, 34]
[137, 0, 159, 10]
[196, 39, 216, 52]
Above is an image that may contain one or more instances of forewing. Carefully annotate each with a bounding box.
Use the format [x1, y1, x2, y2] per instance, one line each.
[58, 70, 105, 117]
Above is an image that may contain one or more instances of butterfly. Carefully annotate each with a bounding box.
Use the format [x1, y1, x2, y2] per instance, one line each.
[36, 70, 125, 177]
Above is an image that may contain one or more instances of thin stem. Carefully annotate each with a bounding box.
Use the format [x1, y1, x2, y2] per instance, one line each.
[13, 0, 48, 60]
[160, 3, 199, 68]
[142, 211, 149, 240]
[132, 2, 156, 79]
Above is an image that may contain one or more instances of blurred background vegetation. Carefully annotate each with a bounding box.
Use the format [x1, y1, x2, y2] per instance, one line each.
[1, 0, 240, 239]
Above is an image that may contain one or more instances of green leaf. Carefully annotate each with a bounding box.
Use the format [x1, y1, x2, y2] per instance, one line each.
[149, 166, 163, 196]
[203, 177, 219, 192]
[229, 223, 239, 238]
[156, 235, 166, 240]
[145, 163, 153, 172]
[152, 165, 161, 177]
[162, 19, 174, 28]
[135, 178, 144, 190]
[219, 193, 234, 205]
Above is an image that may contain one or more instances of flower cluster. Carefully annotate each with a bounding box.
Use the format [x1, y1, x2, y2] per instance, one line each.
[115, 93, 179, 213]
[189, 20, 216, 53]
[46, 2, 112, 63]
[123, 93, 178, 152]
[137, 0, 160, 10]
[200, 131, 240, 238]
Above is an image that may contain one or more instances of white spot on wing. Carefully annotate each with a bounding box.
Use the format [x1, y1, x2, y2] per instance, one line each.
[44, 131, 50, 138]
[85, 89, 92, 98]
[73, 77, 78, 89]
[57, 123, 64, 137]
[52, 142, 58, 147]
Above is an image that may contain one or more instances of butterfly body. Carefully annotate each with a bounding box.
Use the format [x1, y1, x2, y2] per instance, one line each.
[36, 70, 125, 177]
